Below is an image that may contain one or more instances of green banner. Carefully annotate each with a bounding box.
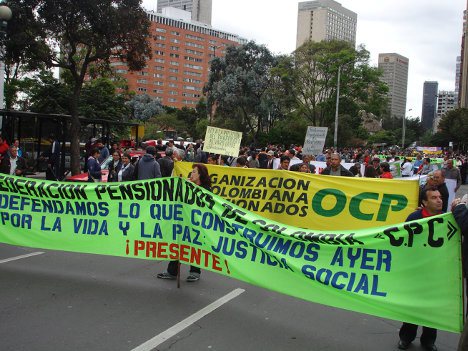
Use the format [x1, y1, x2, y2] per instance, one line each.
[0, 175, 463, 332]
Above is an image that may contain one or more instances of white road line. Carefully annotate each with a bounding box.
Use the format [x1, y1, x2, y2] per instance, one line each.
[131, 288, 245, 351]
[0, 251, 44, 264]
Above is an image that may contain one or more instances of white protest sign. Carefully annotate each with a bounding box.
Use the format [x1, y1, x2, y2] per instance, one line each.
[303, 126, 328, 155]
[203, 126, 242, 157]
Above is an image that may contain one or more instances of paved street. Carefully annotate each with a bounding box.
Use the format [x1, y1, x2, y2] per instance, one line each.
[0, 243, 462, 351]
[0, 183, 466, 351]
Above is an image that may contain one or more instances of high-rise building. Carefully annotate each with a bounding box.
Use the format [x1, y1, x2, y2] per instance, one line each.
[296, 0, 357, 48]
[378, 53, 409, 120]
[434, 90, 457, 132]
[421, 81, 439, 131]
[456, 56, 461, 95]
[458, 1, 468, 107]
[157, 0, 212, 25]
[112, 10, 245, 109]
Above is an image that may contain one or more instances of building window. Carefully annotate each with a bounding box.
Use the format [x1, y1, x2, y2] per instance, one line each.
[137, 87, 147, 92]
[184, 56, 203, 62]
[184, 70, 202, 77]
[183, 78, 201, 84]
[137, 79, 147, 84]
[184, 63, 202, 70]
[169, 68, 178, 73]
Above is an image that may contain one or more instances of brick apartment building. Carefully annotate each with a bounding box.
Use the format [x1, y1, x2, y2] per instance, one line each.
[112, 9, 246, 109]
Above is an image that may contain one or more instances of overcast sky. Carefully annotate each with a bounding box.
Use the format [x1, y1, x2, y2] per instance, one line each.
[143, 0, 466, 119]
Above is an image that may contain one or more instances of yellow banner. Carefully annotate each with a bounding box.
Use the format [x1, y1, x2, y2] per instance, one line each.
[174, 163, 420, 230]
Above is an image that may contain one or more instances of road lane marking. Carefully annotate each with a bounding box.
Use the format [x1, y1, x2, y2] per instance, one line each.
[0, 251, 44, 264]
[131, 288, 245, 351]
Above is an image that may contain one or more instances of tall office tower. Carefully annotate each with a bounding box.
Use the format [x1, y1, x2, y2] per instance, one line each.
[157, 0, 212, 25]
[112, 10, 245, 109]
[296, 0, 357, 48]
[456, 56, 461, 95]
[378, 53, 409, 120]
[459, 1, 468, 107]
[421, 81, 439, 131]
[434, 91, 457, 132]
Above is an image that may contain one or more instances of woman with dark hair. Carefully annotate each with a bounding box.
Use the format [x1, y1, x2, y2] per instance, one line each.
[157, 163, 211, 282]
[87, 148, 102, 182]
[380, 162, 393, 179]
[118, 152, 135, 181]
[107, 151, 122, 182]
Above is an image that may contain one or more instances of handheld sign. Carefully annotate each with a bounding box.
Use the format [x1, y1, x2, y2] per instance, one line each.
[303, 126, 328, 155]
[203, 126, 242, 157]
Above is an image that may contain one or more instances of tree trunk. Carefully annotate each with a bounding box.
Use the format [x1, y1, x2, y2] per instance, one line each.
[69, 84, 82, 175]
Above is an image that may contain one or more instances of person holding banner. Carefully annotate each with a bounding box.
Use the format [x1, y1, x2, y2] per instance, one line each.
[397, 187, 443, 351]
[117, 152, 135, 181]
[452, 196, 468, 351]
[278, 155, 290, 170]
[157, 163, 212, 282]
[321, 153, 353, 177]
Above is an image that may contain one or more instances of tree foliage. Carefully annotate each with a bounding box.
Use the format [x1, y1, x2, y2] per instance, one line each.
[280, 40, 388, 128]
[435, 108, 468, 149]
[205, 41, 278, 143]
[6, 0, 151, 174]
[79, 78, 130, 121]
[126, 94, 164, 121]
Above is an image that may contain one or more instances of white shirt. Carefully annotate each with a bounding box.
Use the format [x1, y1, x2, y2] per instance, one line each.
[118, 163, 129, 182]
[9, 157, 17, 175]
[401, 161, 413, 176]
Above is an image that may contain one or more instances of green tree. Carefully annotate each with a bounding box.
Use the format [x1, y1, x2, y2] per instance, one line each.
[22, 70, 71, 114]
[204, 41, 277, 143]
[79, 78, 130, 121]
[279, 40, 388, 130]
[367, 130, 397, 146]
[7, 0, 151, 174]
[403, 117, 424, 147]
[436, 108, 468, 150]
[126, 94, 164, 121]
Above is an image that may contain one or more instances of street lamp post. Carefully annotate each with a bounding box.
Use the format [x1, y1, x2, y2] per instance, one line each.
[333, 65, 341, 149]
[402, 108, 412, 149]
[0, 3, 12, 131]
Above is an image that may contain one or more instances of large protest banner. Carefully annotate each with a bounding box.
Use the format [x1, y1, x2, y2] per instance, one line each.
[203, 126, 242, 158]
[174, 163, 420, 231]
[0, 175, 462, 332]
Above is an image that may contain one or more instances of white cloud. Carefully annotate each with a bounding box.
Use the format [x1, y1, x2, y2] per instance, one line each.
[144, 0, 466, 119]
